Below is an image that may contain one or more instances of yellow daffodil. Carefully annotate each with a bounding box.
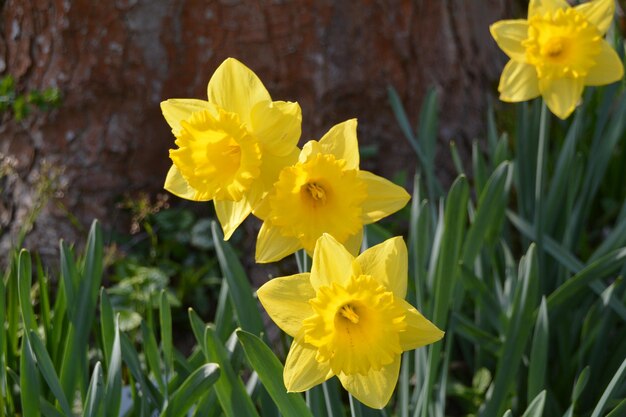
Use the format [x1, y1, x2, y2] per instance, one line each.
[490, 0, 624, 119]
[257, 234, 443, 409]
[253, 119, 410, 263]
[161, 58, 301, 239]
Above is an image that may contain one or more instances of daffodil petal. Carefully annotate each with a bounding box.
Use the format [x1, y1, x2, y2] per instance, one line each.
[251, 100, 302, 156]
[298, 140, 323, 164]
[318, 119, 360, 170]
[397, 299, 445, 350]
[258, 147, 300, 191]
[284, 340, 333, 392]
[356, 237, 407, 298]
[489, 20, 529, 62]
[160, 99, 216, 135]
[257, 273, 315, 337]
[358, 171, 410, 224]
[343, 228, 364, 257]
[498, 60, 541, 102]
[586, 41, 624, 86]
[207, 58, 271, 126]
[214, 183, 262, 240]
[575, 0, 615, 34]
[528, 0, 570, 18]
[338, 356, 401, 409]
[255, 222, 302, 263]
[310, 234, 356, 290]
[540, 76, 584, 120]
[164, 165, 210, 201]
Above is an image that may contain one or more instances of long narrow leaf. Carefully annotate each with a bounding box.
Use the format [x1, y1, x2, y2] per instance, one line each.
[236, 330, 314, 417]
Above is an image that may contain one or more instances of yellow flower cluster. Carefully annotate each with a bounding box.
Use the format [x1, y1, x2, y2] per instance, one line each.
[160, 58, 443, 408]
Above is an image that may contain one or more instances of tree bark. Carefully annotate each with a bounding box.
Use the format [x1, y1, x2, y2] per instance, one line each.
[0, 0, 518, 256]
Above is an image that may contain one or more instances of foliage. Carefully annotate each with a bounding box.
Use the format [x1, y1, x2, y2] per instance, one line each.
[0, 75, 61, 121]
[108, 195, 224, 330]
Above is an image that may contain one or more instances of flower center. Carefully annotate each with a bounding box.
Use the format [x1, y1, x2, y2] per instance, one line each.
[302, 182, 327, 206]
[267, 152, 367, 251]
[169, 109, 261, 201]
[302, 275, 406, 375]
[523, 8, 602, 79]
[339, 304, 359, 324]
[542, 37, 564, 58]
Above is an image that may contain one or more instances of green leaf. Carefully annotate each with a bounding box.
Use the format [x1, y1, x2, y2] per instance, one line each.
[28, 330, 73, 416]
[589, 356, 626, 417]
[160, 290, 173, 383]
[19, 337, 41, 417]
[203, 325, 260, 417]
[100, 289, 114, 369]
[159, 364, 220, 417]
[547, 248, 626, 310]
[521, 390, 546, 417]
[528, 297, 549, 402]
[481, 245, 539, 417]
[462, 161, 510, 264]
[82, 362, 104, 417]
[572, 366, 590, 402]
[104, 315, 122, 417]
[236, 330, 314, 417]
[17, 250, 37, 333]
[211, 222, 264, 337]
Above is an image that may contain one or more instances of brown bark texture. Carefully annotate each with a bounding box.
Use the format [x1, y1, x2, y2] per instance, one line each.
[0, 0, 517, 257]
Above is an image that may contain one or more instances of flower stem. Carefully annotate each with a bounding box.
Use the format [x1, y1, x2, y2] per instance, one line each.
[349, 393, 364, 417]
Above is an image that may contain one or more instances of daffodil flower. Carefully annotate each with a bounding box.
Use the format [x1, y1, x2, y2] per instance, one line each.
[491, 0, 624, 119]
[257, 234, 443, 409]
[253, 119, 410, 263]
[161, 58, 302, 239]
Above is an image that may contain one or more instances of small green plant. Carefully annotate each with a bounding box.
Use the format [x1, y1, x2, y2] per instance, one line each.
[0, 75, 61, 121]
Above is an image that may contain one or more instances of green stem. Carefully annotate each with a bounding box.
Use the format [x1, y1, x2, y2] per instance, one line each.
[534, 103, 549, 280]
[349, 393, 364, 417]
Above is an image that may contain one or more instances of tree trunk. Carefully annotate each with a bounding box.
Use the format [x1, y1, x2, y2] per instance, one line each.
[0, 0, 518, 257]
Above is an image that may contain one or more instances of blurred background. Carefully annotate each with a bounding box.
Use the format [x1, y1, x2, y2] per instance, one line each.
[1, 0, 524, 259]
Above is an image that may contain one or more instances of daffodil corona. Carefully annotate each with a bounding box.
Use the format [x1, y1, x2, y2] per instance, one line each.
[254, 119, 410, 263]
[257, 234, 444, 409]
[161, 58, 302, 239]
[491, 0, 624, 119]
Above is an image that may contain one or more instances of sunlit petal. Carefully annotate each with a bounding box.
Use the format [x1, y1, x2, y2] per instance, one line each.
[585, 41, 624, 86]
[255, 222, 302, 263]
[338, 356, 401, 409]
[358, 171, 410, 224]
[318, 119, 360, 170]
[489, 20, 529, 62]
[160, 99, 216, 135]
[284, 340, 333, 392]
[539, 76, 584, 120]
[310, 234, 356, 291]
[257, 273, 315, 337]
[356, 237, 408, 299]
[575, 0, 615, 34]
[498, 60, 540, 102]
[251, 100, 302, 156]
[207, 58, 271, 125]
[397, 299, 445, 350]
